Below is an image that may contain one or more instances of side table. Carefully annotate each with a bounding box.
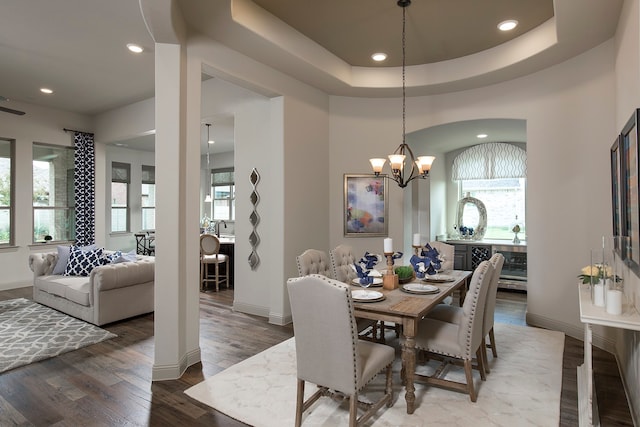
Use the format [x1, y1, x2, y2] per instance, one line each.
[577, 285, 640, 426]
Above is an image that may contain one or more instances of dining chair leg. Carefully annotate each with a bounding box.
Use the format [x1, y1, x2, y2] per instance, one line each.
[488, 327, 498, 358]
[464, 359, 477, 402]
[481, 336, 490, 374]
[295, 379, 304, 427]
[349, 392, 358, 427]
[476, 347, 487, 381]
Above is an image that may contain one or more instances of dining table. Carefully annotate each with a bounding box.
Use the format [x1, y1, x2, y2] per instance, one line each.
[351, 269, 472, 414]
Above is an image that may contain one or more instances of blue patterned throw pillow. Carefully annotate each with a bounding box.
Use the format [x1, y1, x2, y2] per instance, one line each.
[64, 246, 104, 276]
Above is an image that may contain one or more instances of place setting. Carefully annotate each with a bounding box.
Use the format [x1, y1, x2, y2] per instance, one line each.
[400, 283, 441, 295]
[350, 252, 387, 301]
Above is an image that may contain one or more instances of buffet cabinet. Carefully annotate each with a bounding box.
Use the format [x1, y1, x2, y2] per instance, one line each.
[447, 240, 527, 291]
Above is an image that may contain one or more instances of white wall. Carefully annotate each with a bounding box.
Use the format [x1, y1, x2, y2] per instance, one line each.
[329, 40, 617, 339]
[0, 100, 93, 290]
[614, 0, 640, 421]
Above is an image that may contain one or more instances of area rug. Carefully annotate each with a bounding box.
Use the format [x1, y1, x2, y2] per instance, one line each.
[0, 298, 116, 373]
[185, 323, 565, 426]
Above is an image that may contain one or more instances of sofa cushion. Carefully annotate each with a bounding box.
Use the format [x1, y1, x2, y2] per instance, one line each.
[35, 275, 91, 306]
[53, 244, 97, 275]
[64, 247, 104, 276]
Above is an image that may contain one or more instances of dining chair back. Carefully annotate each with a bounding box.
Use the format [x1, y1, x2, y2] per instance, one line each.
[296, 249, 332, 278]
[428, 241, 454, 271]
[287, 274, 394, 426]
[482, 252, 505, 371]
[414, 260, 494, 402]
[329, 244, 358, 283]
[200, 233, 229, 292]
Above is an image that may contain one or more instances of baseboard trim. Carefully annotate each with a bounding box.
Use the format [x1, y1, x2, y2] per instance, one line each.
[268, 311, 292, 326]
[525, 311, 617, 353]
[152, 347, 201, 381]
[233, 301, 270, 318]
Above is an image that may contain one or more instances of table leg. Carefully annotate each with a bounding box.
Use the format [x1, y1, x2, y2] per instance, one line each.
[401, 321, 417, 414]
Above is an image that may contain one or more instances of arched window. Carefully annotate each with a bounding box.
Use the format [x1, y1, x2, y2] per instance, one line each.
[452, 143, 526, 240]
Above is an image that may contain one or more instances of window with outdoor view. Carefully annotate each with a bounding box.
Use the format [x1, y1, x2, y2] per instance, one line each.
[452, 143, 526, 240]
[111, 162, 130, 232]
[0, 139, 14, 245]
[211, 168, 235, 221]
[33, 143, 75, 243]
[141, 165, 155, 230]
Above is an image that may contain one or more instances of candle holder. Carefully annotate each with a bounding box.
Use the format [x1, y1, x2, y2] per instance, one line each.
[383, 251, 399, 290]
[412, 245, 421, 256]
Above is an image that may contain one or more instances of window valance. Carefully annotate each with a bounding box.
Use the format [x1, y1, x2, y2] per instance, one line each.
[452, 142, 526, 181]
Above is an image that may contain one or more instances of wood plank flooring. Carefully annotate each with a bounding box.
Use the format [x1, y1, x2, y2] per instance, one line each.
[0, 287, 633, 426]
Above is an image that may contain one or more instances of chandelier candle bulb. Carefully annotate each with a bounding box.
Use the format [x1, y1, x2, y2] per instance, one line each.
[384, 238, 393, 253]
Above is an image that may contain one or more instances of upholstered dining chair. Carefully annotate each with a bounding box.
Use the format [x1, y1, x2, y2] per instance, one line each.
[298, 248, 378, 340]
[200, 233, 229, 292]
[428, 241, 454, 271]
[413, 260, 494, 402]
[329, 244, 358, 283]
[287, 274, 394, 426]
[422, 253, 504, 373]
[296, 249, 333, 278]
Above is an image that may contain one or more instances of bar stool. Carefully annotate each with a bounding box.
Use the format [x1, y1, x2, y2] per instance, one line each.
[200, 234, 229, 292]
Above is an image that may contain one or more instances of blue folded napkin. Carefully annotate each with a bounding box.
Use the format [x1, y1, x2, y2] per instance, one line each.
[352, 252, 382, 285]
[410, 244, 441, 278]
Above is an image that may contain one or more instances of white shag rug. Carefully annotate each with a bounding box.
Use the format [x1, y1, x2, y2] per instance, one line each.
[185, 323, 565, 426]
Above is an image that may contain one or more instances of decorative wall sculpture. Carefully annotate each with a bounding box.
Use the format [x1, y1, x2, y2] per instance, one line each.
[248, 168, 260, 270]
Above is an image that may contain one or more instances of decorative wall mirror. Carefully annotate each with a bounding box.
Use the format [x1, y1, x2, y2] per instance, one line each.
[455, 193, 487, 240]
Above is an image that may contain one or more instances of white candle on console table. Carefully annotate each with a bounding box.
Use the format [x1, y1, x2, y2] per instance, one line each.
[384, 238, 393, 253]
[413, 233, 421, 246]
[593, 282, 605, 307]
[606, 289, 622, 315]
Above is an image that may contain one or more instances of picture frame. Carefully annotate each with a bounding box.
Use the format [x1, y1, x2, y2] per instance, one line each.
[620, 109, 640, 275]
[344, 174, 388, 237]
[610, 135, 623, 247]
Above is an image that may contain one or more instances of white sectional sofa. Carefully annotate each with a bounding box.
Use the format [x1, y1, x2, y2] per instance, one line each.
[28, 251, 155, 326]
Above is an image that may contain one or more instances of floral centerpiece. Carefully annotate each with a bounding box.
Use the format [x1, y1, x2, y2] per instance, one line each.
[577, 264, 612, 284]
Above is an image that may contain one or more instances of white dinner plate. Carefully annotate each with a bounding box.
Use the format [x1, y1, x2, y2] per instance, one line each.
[351, 290, 385, 302]
[421, 274, 455, 283]
[351, 277, 383, 287]
[401, 283, 440, 294]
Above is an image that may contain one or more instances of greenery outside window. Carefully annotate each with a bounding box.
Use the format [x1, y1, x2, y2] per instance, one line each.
[33, 143, 75, 243]
[141, 165, 155, 230]
[211, 168, 235, 221]
[0, 139, 14, 245]
[459, 178, 526, 239]
[111, 162, 130, 232]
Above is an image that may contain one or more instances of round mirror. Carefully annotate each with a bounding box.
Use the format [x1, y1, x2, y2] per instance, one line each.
[455, 193, 487, 240]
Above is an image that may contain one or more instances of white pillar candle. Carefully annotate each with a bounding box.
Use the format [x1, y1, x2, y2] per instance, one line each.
[413, 233, 421, 246]
[384, 238, 393, 253]
[593, 283, 605, 307]
[606, 290, 623, 315]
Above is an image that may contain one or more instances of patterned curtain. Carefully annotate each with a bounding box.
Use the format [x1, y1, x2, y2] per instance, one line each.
[452, 142, 526, 181]
[73, 132, 95, 245]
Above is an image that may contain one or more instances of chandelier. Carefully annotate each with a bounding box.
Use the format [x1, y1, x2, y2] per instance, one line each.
[369, 0, 435, 188]
[204, 123, 213, 203]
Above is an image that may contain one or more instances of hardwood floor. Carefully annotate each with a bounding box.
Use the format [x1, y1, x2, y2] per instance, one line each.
[0, 287, 633, 426]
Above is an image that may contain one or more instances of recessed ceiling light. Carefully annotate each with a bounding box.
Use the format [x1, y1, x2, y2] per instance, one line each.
[40, 88, 53, 94]
[372, 53, 387, 62]
[477, 134, 488, 139]
[127, 43, 144, 53]
[498, 20, 518, 31]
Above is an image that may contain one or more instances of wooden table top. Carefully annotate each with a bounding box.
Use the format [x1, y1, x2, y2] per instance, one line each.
[352, 270, 471, 319]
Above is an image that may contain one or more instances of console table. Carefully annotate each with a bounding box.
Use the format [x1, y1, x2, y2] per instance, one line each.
[577, 285, 640, 426]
